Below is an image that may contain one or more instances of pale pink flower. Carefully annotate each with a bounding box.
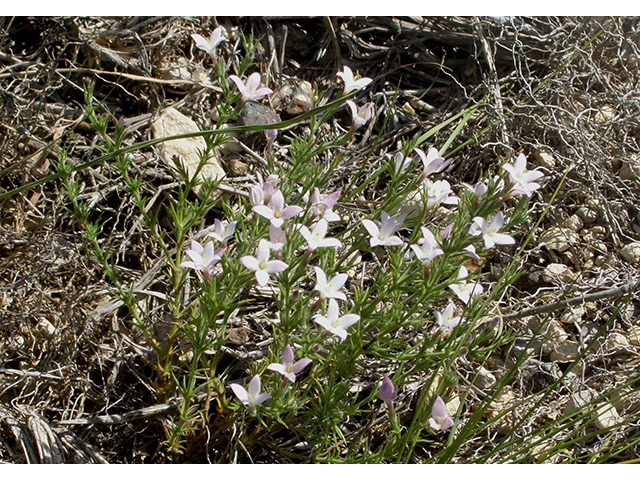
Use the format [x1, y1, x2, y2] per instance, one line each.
[434, 302, 461, 330]
[313, 266, 348, 301]
[299, 219, 342, 251]
[311, 188, 341, 222]
[391, 152, 412, 175]
[414, 147, 451, 182]
[423, 179, 459, 210]
[267, 345, 312, 383]
[448, 266, 484, 304]
[336, 65, 372, 94]
[314, 299, 360, 341]
[379, 375, 398, 415]
[229, 72, 273, 104]
[267, 224, 286, 252]
[230, 375, 271, 406]
[346, 100, 375, 131]
[502, 153, 544, 196]
[252, 190, 304, 228]
[470, 212, 515, 250]
[240, 239, 288, 286]
[191, 27, 225, 61]
[410, 226, 443, 264]
[208, 218, 236, 244]
[361, 211, 406, 247]
[429, 395, 454, 431]
[179, 240, 222, 280]
[462, 181, 488, 199]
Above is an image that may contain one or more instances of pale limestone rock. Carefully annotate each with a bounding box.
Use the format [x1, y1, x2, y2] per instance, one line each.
[486, 387, 516, 434]
[151, 108, 226, 193]
[620, 242, 640, 265]
[539, 227, 579, 252]
[560, 306, 585, 324]
[596, 403, 620, 429]
[446, 396, 460, 417]
[533, 150, 556, 169]
[627, 325, 640, 346]
[550, 340, 580, 362]
[576, 206, 598, 224]
[542, 320, 569, 354]
[606, 332, 630, 353]
[563, 390, 594, 414]
[594, 105, 615, 123]
[542, 263, 575, 283]
[36, 318, 56, 339]
[562, 214, 584, 232]
[473, 366, 496, 390]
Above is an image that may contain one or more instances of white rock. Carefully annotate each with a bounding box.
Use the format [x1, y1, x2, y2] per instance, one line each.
[473, 366, 496, 390]
[596, 403, 620, 429]
[562, 214, 584, 232]
[446, 396, 460, 417]
[36, 318, 56, 338]
[576, 206, 598, 224]
[542, 263, 575, 283]
[620, 242, 640, 264]
[151, 108, 226, 193]
[627, 325, 640, 346]
[550, 341, 580, 362]
[563, 390, 594, 414]
[533, 150, 556, 169]
[560, 306, 585, 324]
[539, 227, 579, 252]
[486, 387, 516, 434]
[542, 320, 569, 354]
[606, 332, 630, 353]
[594, 105, 615, 123]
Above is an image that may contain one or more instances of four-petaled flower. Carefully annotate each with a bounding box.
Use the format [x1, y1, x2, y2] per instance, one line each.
[346, 100, 375, 131]
[410, 226, 444, 264]
[362, 211, 406, 247]
[429, 395, 454, 432]
[240, 239, 289, 286]
[191, 27, 225, 61]
[379, 375, 398, 415]
[449, 266, 484, 304]
[415, 147, 451, 182]
[313, 266, 348, 301]
[208, 218, 236, 245]
[337, 66, 373, 94]
[311, 188, 341, 222]
[470, 212, 515, 250]
[423, 179, 459, 210]
[434, 301, 461, 330]
[267, 224, 287, 252]
[267, 345, 312, 383]
[253, 190, 304, 228]
[299, 219, 342, 251]
[314, 299, 360, 341]
[502, 153, 544, 197]
[179, 240, 222, 280]
[230, 375, 271, 406]
[229, 72, 273, 105]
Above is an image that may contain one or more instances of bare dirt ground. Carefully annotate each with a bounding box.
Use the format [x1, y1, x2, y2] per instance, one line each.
[1, 16, 640, 463]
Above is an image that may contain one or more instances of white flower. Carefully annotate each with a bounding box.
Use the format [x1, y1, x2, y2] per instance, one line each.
[311, 187, 341, 222]
[229, 72, 273, 104]
[252, 190, 303, 228]
[346, 100, 375, 130]
[429, 395, 454, 431]
[299, 219, 342, 251]
[267, 345, 312, 383]
[470, 212, 515, 250]
[434, 302, 461, 330]
[267, 224, 286, 252]
[448, 266, 484, 304]
[208, 218, 236, 244]
[240, 239, 288, 286]
[179, 240, 222, 280]
[230, 375, 271, 406]
[313, 266, 348, 301]
[423, 179, 459, 210]
[361, 211, 406, 247]
[502, 153, 544, 196]
[414, 147, 451, 181]
[391, 152, 412, 175]
[336, 65, 372, 94]
[191, 27, 225, 60]
[314, 299, 360, 341]
[410, 226, 443, 264]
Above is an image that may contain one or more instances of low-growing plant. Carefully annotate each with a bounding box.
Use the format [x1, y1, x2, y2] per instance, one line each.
[43, 27, 640, 463]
